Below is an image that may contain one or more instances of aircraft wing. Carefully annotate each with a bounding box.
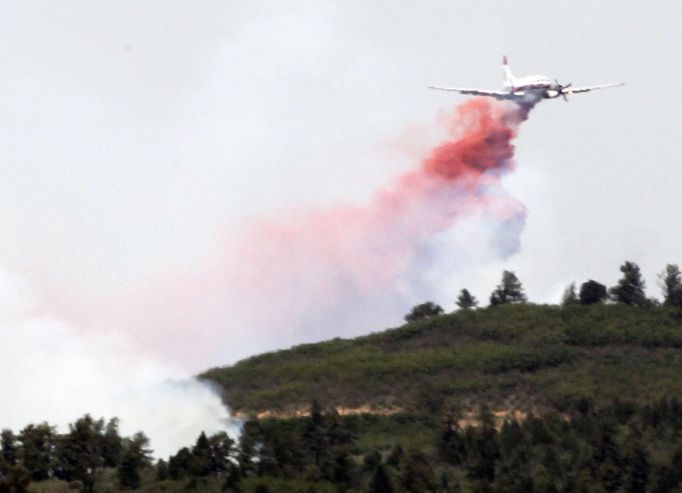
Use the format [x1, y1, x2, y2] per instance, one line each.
[428, 86, 517, 100]
[564, 82, 625, 94]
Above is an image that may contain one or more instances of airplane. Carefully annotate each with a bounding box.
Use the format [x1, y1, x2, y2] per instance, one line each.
[430, 56, 624, 103]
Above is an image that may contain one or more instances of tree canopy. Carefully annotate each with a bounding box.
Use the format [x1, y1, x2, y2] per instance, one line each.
[610, 261, 648, 306]
[404, 302, 444, 322]
[580, 280, 608, 305]
[660, 264, 682, 307]
[490, 271, 527, 306]
[456, 289, 478, 310]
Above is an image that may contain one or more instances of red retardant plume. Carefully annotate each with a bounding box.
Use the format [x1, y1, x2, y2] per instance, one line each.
[113, 98, 538, 367]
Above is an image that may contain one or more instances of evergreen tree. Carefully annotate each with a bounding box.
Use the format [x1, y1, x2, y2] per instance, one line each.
[495, 445, 534, 493]
[238, 421, 263, 477]
[401, 451, 436, 493]
[221, 463, 242, 493]
[0, 459, 30, 493]
[456, 289, 478, 310]
[439, 417, 466, 465]
[18, 423, 56, 481]
[405, 302, 444, 322]
[1, 430, 17, 465]
[117, 448, 142, 489]
[371, 464, 394, 493]
[208, 431, 235, 475]
[101, 418, 122, 468]
[467, 406, 500, 482]
[53, 415, 105, 492]
[155, 459, 168, 481]
[579, 280, 608, 305]
[489, 271, 527, 306]
[562, 283, 579, 306]
[660, 264, 682, 307]
[191, 432, 213, 477]
[332, 449, 354, 487]
[117, 432, 151, 490]
[325, 408, 353, 448]
[304, 401, 325, 464]
[168, 447, 192, 480]
[610, 261, 647, 306]
[255, 439, 279, 478]
[498, 420, 525, 458]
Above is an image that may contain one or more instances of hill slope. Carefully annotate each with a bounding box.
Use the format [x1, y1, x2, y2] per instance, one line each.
[201, 304, 682, 415]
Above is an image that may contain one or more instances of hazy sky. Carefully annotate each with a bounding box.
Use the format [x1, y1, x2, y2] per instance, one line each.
[1, 1, 680, 370]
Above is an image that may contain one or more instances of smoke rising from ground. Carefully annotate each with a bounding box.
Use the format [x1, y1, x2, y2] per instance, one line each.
[123, 98, 536, 367]
[0, 268, 237, 459]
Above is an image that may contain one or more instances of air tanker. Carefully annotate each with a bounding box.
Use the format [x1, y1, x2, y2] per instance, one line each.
[430, 56, 624, 103]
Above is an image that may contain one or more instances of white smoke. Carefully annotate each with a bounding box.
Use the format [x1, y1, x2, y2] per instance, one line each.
[0, 267, 238, 459]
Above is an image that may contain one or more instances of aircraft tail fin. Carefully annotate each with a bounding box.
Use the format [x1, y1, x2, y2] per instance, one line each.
[503, 55, 514, 89]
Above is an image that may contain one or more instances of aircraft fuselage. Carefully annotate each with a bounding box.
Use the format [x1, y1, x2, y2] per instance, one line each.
[507, 76, 564, 99]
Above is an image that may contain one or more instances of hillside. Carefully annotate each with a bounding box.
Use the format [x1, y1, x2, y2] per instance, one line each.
[201, 304, 682, 416]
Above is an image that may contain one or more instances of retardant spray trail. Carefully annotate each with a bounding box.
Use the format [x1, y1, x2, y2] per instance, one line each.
[124, 97, 537, 367]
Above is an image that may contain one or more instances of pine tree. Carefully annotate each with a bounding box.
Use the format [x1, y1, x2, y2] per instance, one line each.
[405, 302, 444, 322]
[660, 264, 682, 307]
[208, 431, 235, 474]
[579, 280, 608, 304]
[168, 447, 192, 480]
[610, 261, 647, 306]
[18, 423, 56, 481]
[439, 417, 466, 465]
[155, 459, 168, 481]
[117, 448, 142, 489]
[332, 449, 354, 487]
[456, 289, 478, 310]
[467, 406, 500, 482]
[221, 463, 242, 493]
[238, 421, 262, 477]
[303, 400, 329, 468]
[54, 415, 105, 492]
[0, 460, 30, 493]
[562, 283, 579, 306]
[490, 271, 527, 306]
[191, 432, 213, 477]
[101, 418, 122, 468]
[1, 430, 17, 465]
[371, 464, 393, 493]
[117, 432, 151, 490]
[401, 451, 436, 493]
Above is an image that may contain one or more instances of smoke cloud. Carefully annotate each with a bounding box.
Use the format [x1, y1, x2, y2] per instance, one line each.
[0, 268, 237, 459]
[121, 98, 536, 367]
[1, 97, 534, 459]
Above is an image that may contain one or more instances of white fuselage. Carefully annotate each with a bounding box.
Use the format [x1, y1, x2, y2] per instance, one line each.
[505, 75, 562, 99]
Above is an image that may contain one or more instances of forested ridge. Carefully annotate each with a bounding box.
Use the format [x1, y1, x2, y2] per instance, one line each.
[203, 263, 682, 416]
[4, 261, 682, 492]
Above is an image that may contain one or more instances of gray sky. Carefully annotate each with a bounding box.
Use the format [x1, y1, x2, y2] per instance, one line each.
[0, 1, 680, 367]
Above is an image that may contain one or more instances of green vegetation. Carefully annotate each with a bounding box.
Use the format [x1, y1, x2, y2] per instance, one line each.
[202, 303, 682, 415]
[8, 261, 682, 492]
[11, 399, 682, 492]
